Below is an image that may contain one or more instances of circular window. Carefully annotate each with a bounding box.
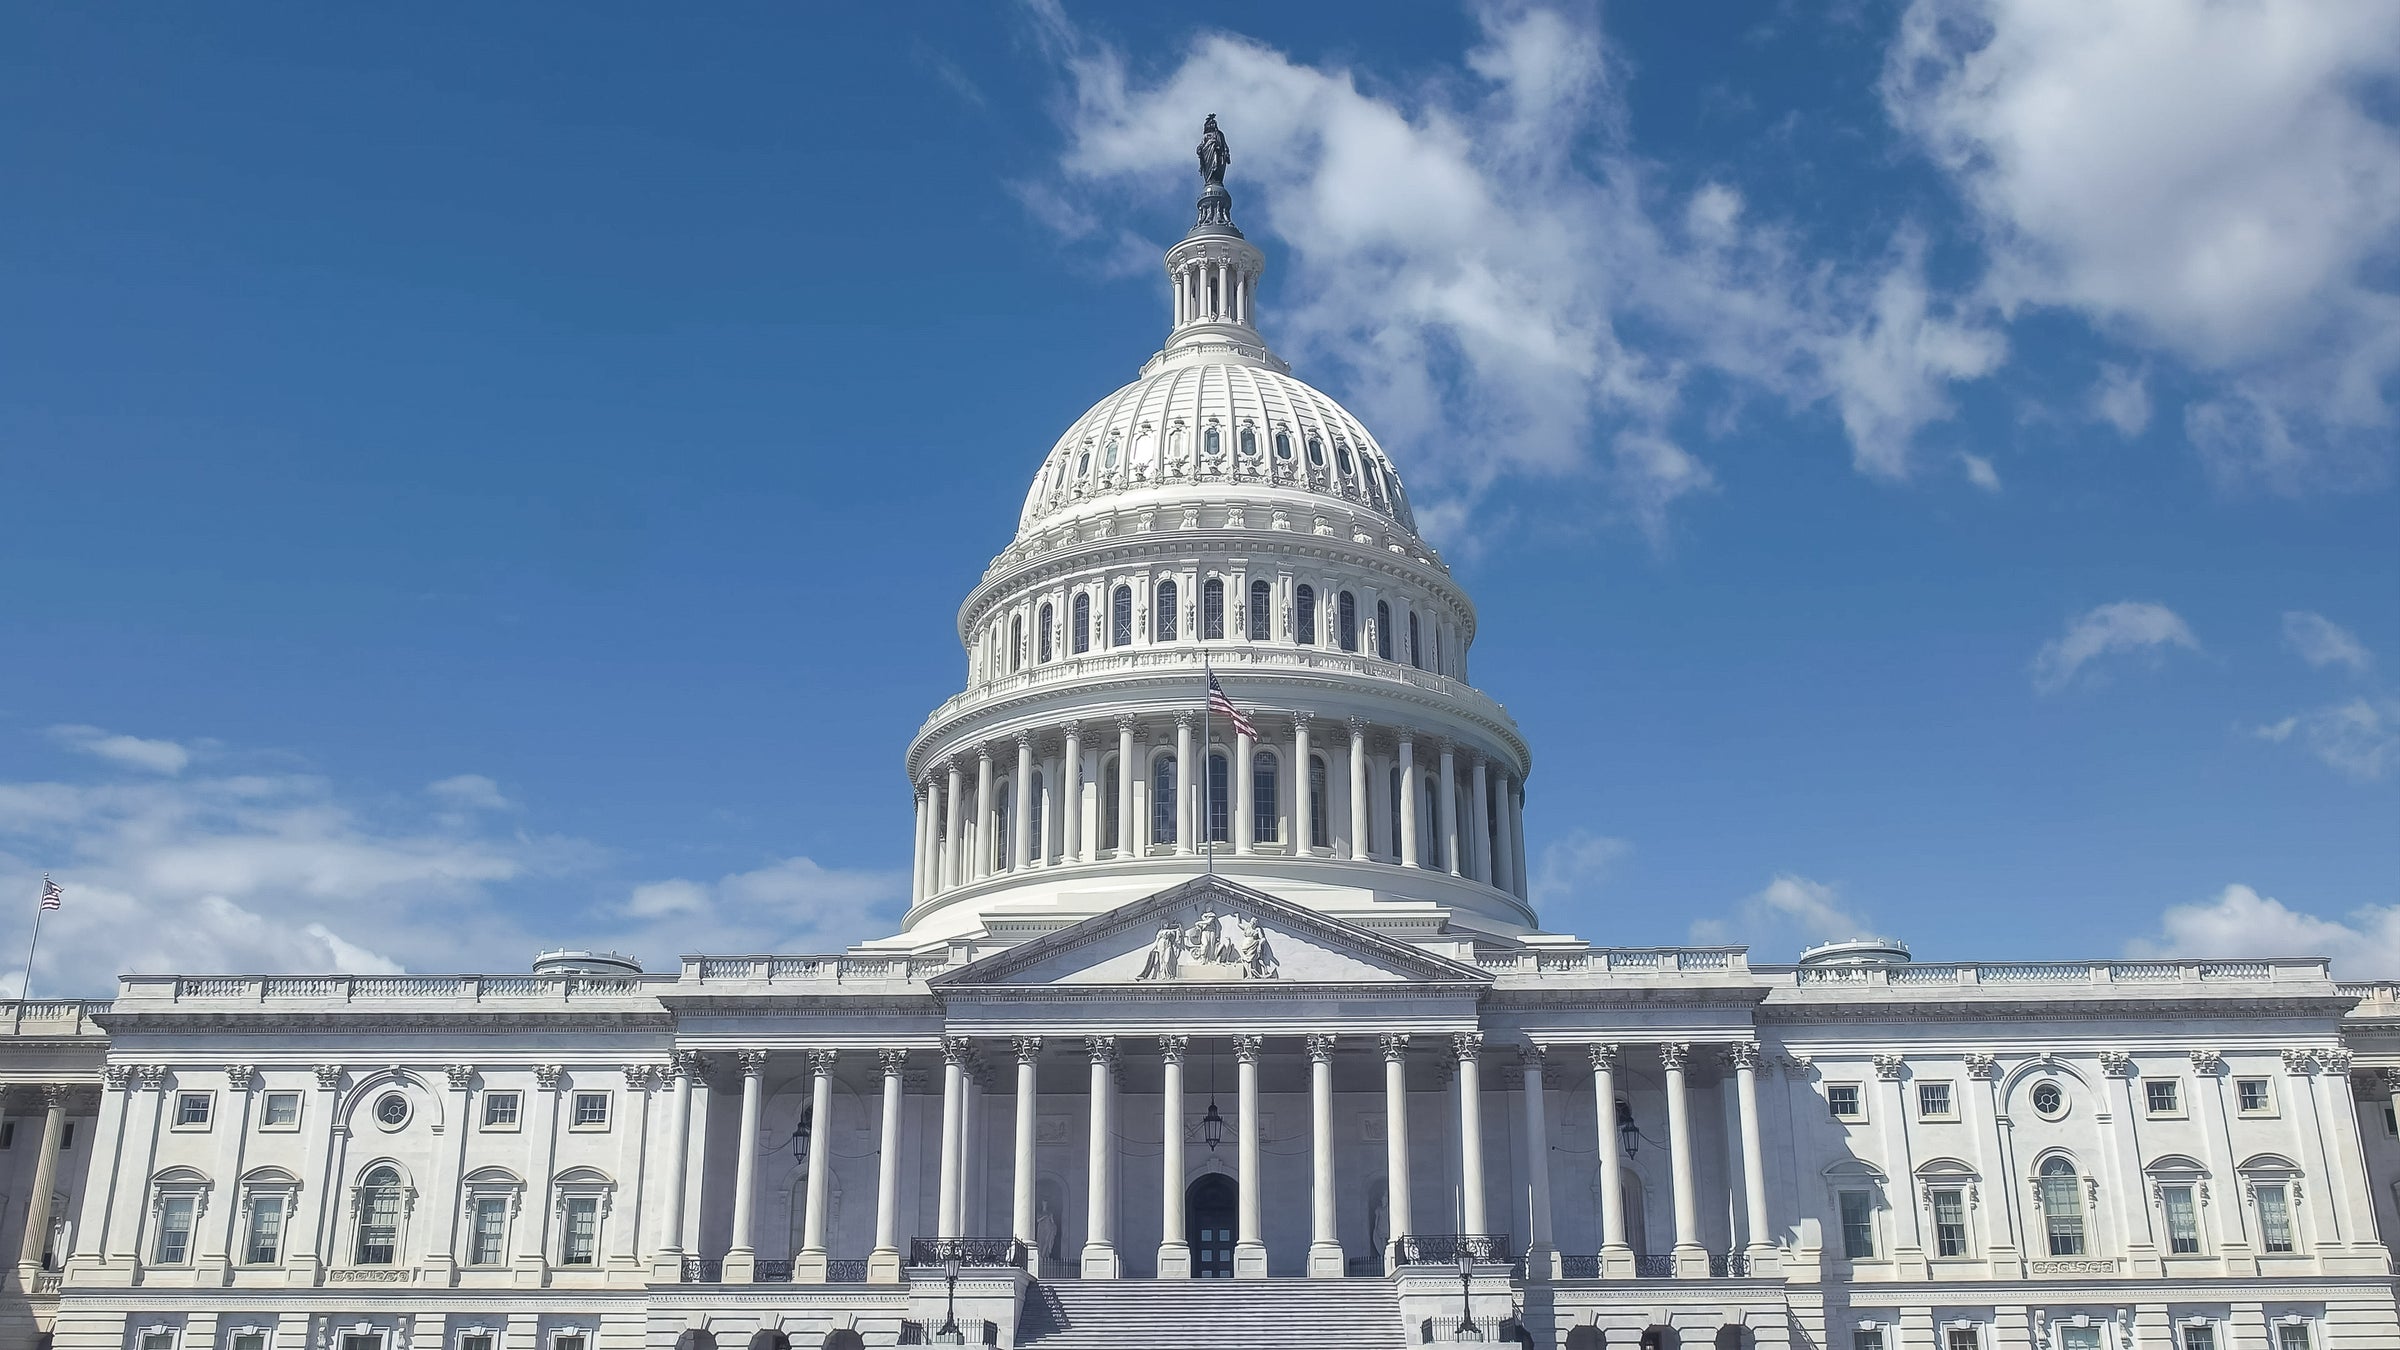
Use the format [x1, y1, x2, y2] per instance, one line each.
[2031, 1081, 2066, 1119]
[373, 1092, 411, 1129]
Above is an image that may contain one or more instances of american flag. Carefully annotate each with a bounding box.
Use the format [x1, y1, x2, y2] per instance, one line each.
[1206, 673, 1257, 739]
[39, 877, 62, 911]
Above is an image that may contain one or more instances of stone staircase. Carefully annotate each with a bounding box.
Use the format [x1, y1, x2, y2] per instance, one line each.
[1019, 1277, 1406, 1350]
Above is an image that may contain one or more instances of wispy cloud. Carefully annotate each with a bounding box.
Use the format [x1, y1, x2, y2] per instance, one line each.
[2282, 611, 2372, 673]
[1530, 829, 1631, 911]
[2129, 883, 2400, 978]
[427, 773, 515, 812]
[1690, 873, 1876, 959]
[2030, 601, 2199, 694]
[2254, 697, 2400, 783]
[610, 856, 906, 960]
[47, 724, 191, 775]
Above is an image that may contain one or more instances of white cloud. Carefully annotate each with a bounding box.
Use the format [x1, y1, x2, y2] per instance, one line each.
[607, 856, 905, 962]
[2254, 697, 2400, 782]
[1029, 5, 2010, 541]
[2282, 610, 2372, 673]
[1530, 830, 1631, 910]
[1886, 0, 2400, 490]
[2089, 363, 2151, 437]
[427, 773, 514, 811]
[2030, 600, 2200, 693]
[1960, 452, 2001, 492]
[1689, 874, 1876, 958]
[47, 724, 190, 775]
[2130, 883, 2400, 978]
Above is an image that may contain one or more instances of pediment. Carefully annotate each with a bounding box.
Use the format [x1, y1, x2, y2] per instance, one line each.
[930, 875, 1491, 991]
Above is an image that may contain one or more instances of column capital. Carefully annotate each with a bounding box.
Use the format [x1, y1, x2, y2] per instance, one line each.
[1291, 712, 1313, 735]
[1234, 1034, 1264, 1064]
[313, 1063, 344, 1091]
[736, 1050, 770, 1078]
[225, 1064, 257, 1092]
[2096, 1050, 2135, 1078]
[1060, 719, 1082, 741]
[879, 1048, 911, 1076]
[1451, 1031, 1483, 1062]
[2319, 1047, 2354, 1075]
[1378, 1033, 1410, 1063]
[2380, 1068, 2400, 1095]
[942, 1036, 975, 1068]
[1174, 710, 1196, 731]
[1964, 1052, 1999, 1080]
[2188, 1049, 2224, 1077]
[1306, 1034, 1337, 1065]
[1084, 1035, 1118, 1068]
[1658, 1042, 1690, 1072]
[673, 1049, 708, 1081]
[1014, 731, 1036, 751]
[1116, 714, 1140, 734]
[444, 1063, 476, 1091]
[807, 1048, 841, 1076]
[976, 742, 995, 765]
[40, 1083, 71, 1109]
[1725, 1041, 1764, 1072]
[136, 1064, 168, 1091]
[1012, 1036, 1043, 1066]
[102, 1064, 132, 1092]
[1159, 1035, 1189, 1065]
[1873, 1053, 1908, 1081]
[624, 1063, 659, 1093]
[1516, 1042, 1547, 1069]
[535, 1063, 565, 1090]
[1346, 715, 1370, 737]
[1588, 1043, 1619, 1071]
[2282, 1047, 2319, 1076]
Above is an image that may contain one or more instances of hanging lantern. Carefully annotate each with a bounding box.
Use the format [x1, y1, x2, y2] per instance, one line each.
[1202, 1096, 1226, 1152]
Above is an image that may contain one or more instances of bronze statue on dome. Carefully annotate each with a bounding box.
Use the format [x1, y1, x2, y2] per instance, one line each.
[1198, 114, 1230, 187]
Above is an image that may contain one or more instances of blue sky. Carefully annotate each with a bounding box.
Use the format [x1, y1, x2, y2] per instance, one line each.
[2, 2, 2394, 992]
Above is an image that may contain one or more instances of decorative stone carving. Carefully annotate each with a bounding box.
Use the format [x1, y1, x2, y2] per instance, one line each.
[1874, 1054, 1907, 1081]
[2188, 1050, 2224, 1076]
[1726, 1042, 1764, 1071]
[1659, 1043, 1690, 1072]
[226, 1064, 256, 1092]
[1379, 1034, 1411, 1064]
[1452, 1032, 1483, 1063]
[1589, 1043, 1619, 1071]
[1964, 1053, 1999, 1080]
[1084, 1035, 1118, 1068]
[879, 1048, 911, 1076]
[2098, 1051, 2135, 1078]
[1134, 908, 1277, 981]
[2281, 1048, 2319, 1075]
[940, 1037, 973, 1068]
[1158, 1035, 1188, 1065]
[444, 1064, 475, 1091]
[1233, 1034, 1264, 1064]
[534, 1065, 564, 1090]
[806, 1049, 840, 1076]
[313, 1064, 343, 1091]
[1306, 1034, 1336, 1065]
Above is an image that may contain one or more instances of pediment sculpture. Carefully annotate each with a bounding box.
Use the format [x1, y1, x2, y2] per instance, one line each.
[1135, 908, 1277, 981]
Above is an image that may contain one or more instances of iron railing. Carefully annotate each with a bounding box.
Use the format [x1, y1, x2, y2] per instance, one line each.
[1633, 1254, 1675, 1278]
[897, 1320, 995, 1346]
[826, 1258, 870, 1283]
[1558, 1254, 1601, 1280]
[1394, 1233, 1511, 1266]
[908, 1237, 1026, 1269]
[756, 1258, 794, 1282]
[680, 1257, 723, 1283]
[1709, 1251, 1750, 1278]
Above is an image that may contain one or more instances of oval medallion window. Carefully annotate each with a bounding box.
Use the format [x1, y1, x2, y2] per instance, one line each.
[2031, 1081, 2067, 1119]
[374, 1092, 411, 1130]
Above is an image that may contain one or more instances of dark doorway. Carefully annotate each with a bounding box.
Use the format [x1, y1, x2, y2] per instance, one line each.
[1186, 1173, 1238, 1278]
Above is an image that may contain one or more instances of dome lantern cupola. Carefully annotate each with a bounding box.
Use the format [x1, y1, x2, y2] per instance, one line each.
[1161, 115, 1278, 370]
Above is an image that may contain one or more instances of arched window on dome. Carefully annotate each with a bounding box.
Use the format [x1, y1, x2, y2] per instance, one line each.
[1407, 612, 1422, 669]
[1204, 424, 1222, 457]
[1072, 593, 1091, 655]
[1009, 615, 1024, 673]
[1207, 752, 1231, 844]
[1375, 601, 1393, 660]
[1365, 462, 1388, 507]
[1296, 586, 1317, 645]
[1252, 751, 1279, 845]
[1151, 753, 1178, 847]
[1203, 579, 1225, 640]
[1418, 771, 1444, 870]
[1038, 603, 1054, 663]
[1111, 586, 1133, 648]
[1155, 579, 1178, 642]
[1307, 434, 1326, 467]
[1338, 592, 1359, 652]
[992, 783, 1011, 873]
[1100, 756, 1120, 853]
[1247, 580, 1271, 641]
[1238, 426, 1257, 457]
[1028, 769, 1045, 863]
[1388, 766, 1404, 863]
[1308, 753, 1330, 850]
[1335, 443, 1355, 478]
[1169, 426, 1186, 466]
[1274, 430, 1293, 460]
[1104, 437, 1120, 470]
[1076, 448, 1091, 478]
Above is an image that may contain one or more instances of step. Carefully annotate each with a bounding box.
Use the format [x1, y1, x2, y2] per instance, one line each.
[1020, 1278, 1407, 1350]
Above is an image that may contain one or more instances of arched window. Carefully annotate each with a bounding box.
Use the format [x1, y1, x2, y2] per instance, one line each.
[1028, 770, 1045, 862]
[2241, 1155, 2303, 1254]
[1204, 424, 1222, 456]
[1155, 579, 1179, 642]
[1366, 462, 1388, 506]
[1408, 612, 1422, 668]
[1111, 586, 1133, 647]
[2036, 1157, 2086, 1256]
[1203, 578, 1225, 640]
[1419, 772, 1444, 869]
[1076, 448, 1091, 478]
[1100, 757, 1120, 852]
[1207, 752, 1231, 844]
[1248, 580, 1271, 641]
[1335, 443, 1355, 477]
[1338, 592, 1359, 652]
[1072, 593, 1091, 654]
[1253, 751, 1279, 844]
[1152, 754, 1178, 846]
[1037, 604, 1054, 663]
[1296, 585, 1318, 644]
[1308, 754, 1330, 849]
[1307, 434, 1326, 466]
[1388, 766, 1404, 859]
[1238, 426, 1257, 457]
[354, 1165, 405, 1265]
[992, 783, 1012, 872]
[1274, 430, 1293, 459]
[1009, 615, 1024, 672]
[1104, 437, 1119, 469]
[1376, 601, 1393, 659]
[1435, 629, 1445, 675]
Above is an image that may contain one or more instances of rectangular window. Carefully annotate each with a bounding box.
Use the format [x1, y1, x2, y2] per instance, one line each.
[175, 1092, 212, 1127]
[59, 1120, 74, 1149]
[2274, 1327, 2311, 1350]
[1853, 1333, 1885, 1350]
[570, 1092, 610, 1129]
[339, 1337, 385, 1350]
[1930, 1187, 1969, 1257]
[481, 1092, 522, 1129]
[261, 1091, 302, 1128]
[2237, 1078, 2273, 1114]
[2385, 1102, 2398, 1138]
[1918, 1081, 1954, 1119]
[1947, 1331, 1982, 1350]
[2145, 1080, 2182, 1115]
[2182, 1329, 2218, 1350]
[2257, 1183, 2295, 1253]
[468, 1196, 509, 1266]
[2060, 1331, 2102, 1350]
[1838, 1189, 1876, 1260]
[461, 1338, 495, 1350]
[561, 1196, 600, 1266]
[2161, 1183, 2201, 1254]
[232, 1336, 268, 1350]
[1827, 1084, 1863, 1120]
[245, 1193, 287, 1264]
[141, 1335, 176, 1350]
[0, 1119, 14, 1148]
[554, 1337, 588, 1350]
[153, 1195, 197, 1265]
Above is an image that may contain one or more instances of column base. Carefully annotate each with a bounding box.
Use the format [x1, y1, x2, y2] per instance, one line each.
[867, 1249, 904, 1284]
[650, 1252, 687, 1282]
[1519, 1244, 1559, 1282]
[1599, 1245, 1636, 1279]
[796, 1249, 829, 1283]
[1156, 1242, 1192, 1279]
[1671, 1245, 1709, 1279]
[722, 1250, 758, 1283]
[1742, 1243, 1781, 1278]
[1234, 1241, 1268, 1278]
[1308, 1242, 1346, 1278]
[1079, 1243, 1120, 1279]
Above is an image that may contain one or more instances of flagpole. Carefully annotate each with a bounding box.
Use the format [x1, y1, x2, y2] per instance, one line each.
[16, 875, 51, 1024]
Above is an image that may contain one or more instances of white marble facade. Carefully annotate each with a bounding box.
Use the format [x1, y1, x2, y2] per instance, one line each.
[6, 134, 2400, 1350]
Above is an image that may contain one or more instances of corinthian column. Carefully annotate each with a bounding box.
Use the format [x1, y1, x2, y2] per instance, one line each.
[1061, 723, 1084, 864]
[869, 1050, 907, 1283]
[1011, 1038, 1042, 1273]
[15, 1085, 68, 1283]
[1307, 1034, 1343, 1276]
[1293, 716, 1315, 852]
[1116, 718, 1137, 857]
[1454, 1033, 1487, 1234]
[942, 762, 964, 892]
[1012, 734, 1034, 871]
[1468, 755, 1491, 884]
[1397, 735, 1420, 868]
[1081, 1037, 1120, 1278]
[1233, 1034, 1267, 1277]
[974, 744, 996, 880]
[1175, 713, 1196, 855]
[724, 1050, 768, 1282]
[796, 1049, 838, 1281]
[1158, 1036, 1192, 1278]
[1519, 1045, 1557, 1280]
[937, 1038, 969, 1239]
[1661, 1042, 1706, 1277]
[1381, 1034, 1415, 1272]
[1437, 742, 1461, 877]
[1347, 718, 1370, 861]
[1591, 1044, 1631, 1277]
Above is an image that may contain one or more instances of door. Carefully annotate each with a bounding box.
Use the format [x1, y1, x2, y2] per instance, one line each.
[1186, 1173, 1238, 1278]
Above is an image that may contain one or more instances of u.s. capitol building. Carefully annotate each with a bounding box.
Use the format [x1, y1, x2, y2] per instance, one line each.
[7, 125, 2400, 1350]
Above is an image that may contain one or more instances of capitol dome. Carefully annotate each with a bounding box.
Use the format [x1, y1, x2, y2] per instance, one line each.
[884, 126, 1540, 955]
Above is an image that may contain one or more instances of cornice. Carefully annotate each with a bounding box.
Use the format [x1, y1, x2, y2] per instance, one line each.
[91, 1010, 676, 1033]
[1758, 994, 2356, 1023]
